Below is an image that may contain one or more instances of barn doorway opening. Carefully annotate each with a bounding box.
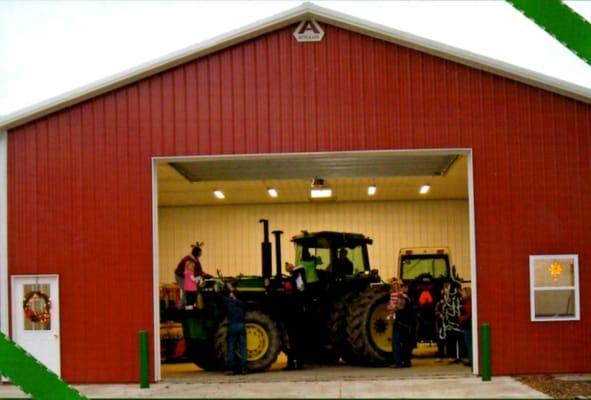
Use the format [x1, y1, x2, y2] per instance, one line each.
[152, 149, 476, 382]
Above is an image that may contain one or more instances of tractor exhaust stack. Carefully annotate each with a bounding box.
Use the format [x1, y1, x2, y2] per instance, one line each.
[272, 230, 283, 277]
[259, 219, 272, 279]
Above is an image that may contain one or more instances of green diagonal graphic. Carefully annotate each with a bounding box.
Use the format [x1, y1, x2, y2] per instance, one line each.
[0, 332, 87, 400]
[508, 0, 591, 65]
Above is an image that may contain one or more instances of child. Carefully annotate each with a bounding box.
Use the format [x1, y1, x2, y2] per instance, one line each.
[183, 261, 202, 308]
[387, 278, 401, 319]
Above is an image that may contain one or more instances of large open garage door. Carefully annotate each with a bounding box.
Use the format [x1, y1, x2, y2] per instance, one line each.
[152, 149, 477, 382]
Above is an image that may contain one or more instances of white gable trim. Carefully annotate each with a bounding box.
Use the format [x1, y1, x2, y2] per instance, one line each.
[1, 2, 591, 131]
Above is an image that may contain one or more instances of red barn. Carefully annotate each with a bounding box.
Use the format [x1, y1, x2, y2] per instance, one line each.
[0, 4, 589, 383]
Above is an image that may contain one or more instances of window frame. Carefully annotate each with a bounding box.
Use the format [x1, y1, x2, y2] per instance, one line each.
[529, 254, 580, 322]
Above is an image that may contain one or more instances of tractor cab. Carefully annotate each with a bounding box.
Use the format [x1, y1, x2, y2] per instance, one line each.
[291, 231, 372, 280]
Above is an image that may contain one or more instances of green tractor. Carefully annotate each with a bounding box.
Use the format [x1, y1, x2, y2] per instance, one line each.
[397, 247, 464, 345]
[179, 220, 393, 372]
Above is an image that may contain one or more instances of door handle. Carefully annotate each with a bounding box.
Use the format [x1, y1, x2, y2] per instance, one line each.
[54, 334, 59, 339]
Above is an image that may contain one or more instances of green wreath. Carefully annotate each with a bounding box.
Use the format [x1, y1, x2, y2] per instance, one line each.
[23, 291, 51, 324]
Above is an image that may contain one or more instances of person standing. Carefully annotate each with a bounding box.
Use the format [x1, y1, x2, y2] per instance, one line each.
[434, 292, 447, 361]
[459, 287, 473, 367]
[283, 263, 306, 370]
[224, 283, 248, 375]
[391, 281, 414, 368]
[440, 280, 463, 363]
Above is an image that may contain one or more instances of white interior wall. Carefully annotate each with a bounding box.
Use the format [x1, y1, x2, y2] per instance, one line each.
[158, 199, 470, 284]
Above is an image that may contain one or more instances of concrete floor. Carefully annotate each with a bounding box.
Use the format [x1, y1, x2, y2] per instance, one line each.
[161, 355, 472, 383]
[0, 357, 548, 398]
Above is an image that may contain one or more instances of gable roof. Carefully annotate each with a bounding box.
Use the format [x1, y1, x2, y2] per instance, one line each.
[1, 2, 591, 131]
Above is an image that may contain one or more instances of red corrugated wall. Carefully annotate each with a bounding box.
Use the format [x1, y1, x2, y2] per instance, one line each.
[7, 23, 591, 382]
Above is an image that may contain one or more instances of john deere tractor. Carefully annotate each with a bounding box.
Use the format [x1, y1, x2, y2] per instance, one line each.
[397, 247, 464, 345]
[179, 220, 394, 372]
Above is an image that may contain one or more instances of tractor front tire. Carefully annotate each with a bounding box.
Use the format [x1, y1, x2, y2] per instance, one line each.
[185, 338, 223, 371]
[346, 286, 392, 366]
[215, 309, 282, 372]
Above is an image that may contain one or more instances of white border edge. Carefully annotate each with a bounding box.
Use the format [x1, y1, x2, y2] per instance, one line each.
[152, 159, 161, 382]
[467, 149, 479, 375]
[0, 130, 7, 382]
[0, 131, 8, 339]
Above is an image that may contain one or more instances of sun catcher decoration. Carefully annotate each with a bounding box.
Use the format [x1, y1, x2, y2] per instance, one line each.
[23, 291, 51, 324]
[548, 261, 563, 282]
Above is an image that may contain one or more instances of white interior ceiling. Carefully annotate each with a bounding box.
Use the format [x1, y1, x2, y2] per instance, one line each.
[157, 152, 468, 207]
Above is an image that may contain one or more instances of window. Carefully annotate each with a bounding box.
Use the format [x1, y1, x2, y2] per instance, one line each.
[23, 283, 52, 331]
[310, 248, 331, 271]
[400, 256, 449, 280]
[529, 254, 580, 321]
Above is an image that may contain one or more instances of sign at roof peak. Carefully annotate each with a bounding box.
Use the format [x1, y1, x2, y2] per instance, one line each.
[293, 20, 324, 42]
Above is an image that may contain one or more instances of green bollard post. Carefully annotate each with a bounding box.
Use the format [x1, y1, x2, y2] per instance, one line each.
[481, 323, 491, 381]
[139, 330, 149, 389]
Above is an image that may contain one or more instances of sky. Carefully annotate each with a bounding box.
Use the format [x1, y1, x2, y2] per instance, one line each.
[1, 1, 591, 118]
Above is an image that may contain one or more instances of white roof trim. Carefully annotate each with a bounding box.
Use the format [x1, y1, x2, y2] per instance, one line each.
[1, 2, 590, 131]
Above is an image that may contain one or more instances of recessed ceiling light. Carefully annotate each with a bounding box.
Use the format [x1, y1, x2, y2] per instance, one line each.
[368, 185, 377, 196]
[310, 188, 332, 198]
[419, 185, 431, 195]
[310, 177, 332, 199]
[267, 188, 278, 198]
[213, 190, 225, 199]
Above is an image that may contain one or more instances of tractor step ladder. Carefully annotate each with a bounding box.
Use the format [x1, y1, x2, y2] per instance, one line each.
[0, 332, 87, 400]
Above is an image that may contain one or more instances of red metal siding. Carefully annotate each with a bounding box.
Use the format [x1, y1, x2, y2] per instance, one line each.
[7, 23, 591, 381]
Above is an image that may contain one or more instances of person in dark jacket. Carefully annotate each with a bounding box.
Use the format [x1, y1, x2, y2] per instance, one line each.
[223, 284, 248, 375]
[391, 282, 415, 368]
[332, 248, 354, 278]
[459, 287, 473, 367]
[441, 280, 463, 363]
[282, 262, 306, 370]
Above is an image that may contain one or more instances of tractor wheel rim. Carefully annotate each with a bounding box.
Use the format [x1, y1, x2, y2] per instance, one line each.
[369, 302, 392, 353]
[245, 323, 269, 361]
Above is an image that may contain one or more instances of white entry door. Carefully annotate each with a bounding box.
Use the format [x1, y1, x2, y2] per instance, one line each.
[11, 275, 61, 376]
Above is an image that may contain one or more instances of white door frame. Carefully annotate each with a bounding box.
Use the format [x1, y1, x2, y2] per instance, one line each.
[0, 130, 8, 383]
[151, 160, 161, 381]
[10, 274, 61, 376]
[0, 130, 8, 341]
[467, 150, 479, 374]
[151, 148, 479, 380]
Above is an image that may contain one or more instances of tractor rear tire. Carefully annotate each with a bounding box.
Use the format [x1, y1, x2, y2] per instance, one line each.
[185, 338, 223, 371]
[327, 291, 361, 364]
[214, 309, 282, 372]
[346, 285, 392, 366]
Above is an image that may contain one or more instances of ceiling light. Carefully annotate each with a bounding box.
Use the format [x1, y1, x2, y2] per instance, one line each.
[310, 177, 332, 199]
[419, 185, 431, 195]
[368, 185, 377, 196]
[267, 188, 278, 198]
[310, 188, 332, 198]
[213, 190, 225, 199]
